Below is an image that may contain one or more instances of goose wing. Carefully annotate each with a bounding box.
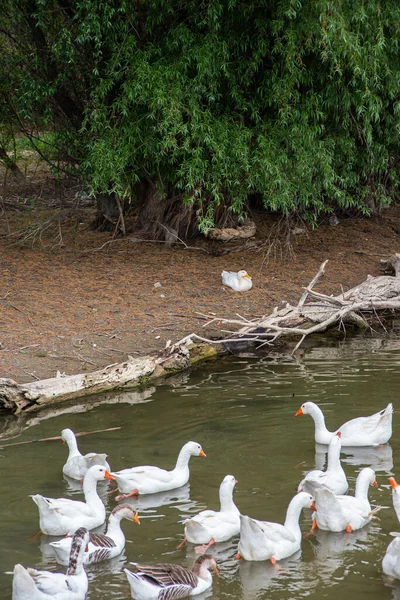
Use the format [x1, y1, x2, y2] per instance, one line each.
[135, 563, 197, 588]
[256, 520, 296, 543]
[114, 465, 171, 483]
[35, 495, 93, 517]
[27, 568, 72, 595]
[337, 403, 393, 437]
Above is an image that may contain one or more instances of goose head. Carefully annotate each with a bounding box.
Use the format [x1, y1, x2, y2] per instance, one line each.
[61, 428, 76, 445]
[237, 270, 252, 280]
[183, 441, 206, 457]
[84, 464, 115, 482]
[220, 474, 237, 493]
[110, 503, 140, 524]
[295, 401, 319, 416]
[193, 554, 218, 579]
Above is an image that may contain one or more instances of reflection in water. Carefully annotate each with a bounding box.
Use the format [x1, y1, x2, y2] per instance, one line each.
[119, 484, 202, 516]
[387, 581, 400, 600]
[315, 443, 394, 473]
[185, 539, 239, 578]
[311, 526, 375, 580]
[0, 388, 156, 441]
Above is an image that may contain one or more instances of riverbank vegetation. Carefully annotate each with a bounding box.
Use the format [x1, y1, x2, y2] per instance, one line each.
[2, 0, 400, 239]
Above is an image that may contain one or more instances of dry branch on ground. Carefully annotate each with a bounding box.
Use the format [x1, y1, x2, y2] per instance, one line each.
[1, 256, 400, 414]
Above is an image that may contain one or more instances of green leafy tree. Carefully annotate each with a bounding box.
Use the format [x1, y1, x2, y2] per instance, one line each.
[1, 0, 399, 237]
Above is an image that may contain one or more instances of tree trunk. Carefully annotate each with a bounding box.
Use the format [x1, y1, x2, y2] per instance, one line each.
[91, 193, 121, 232]
[0, 147, 25, 182]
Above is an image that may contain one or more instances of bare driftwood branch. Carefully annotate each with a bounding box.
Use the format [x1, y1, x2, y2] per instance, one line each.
[1, 255, 400, 414]
[297, 259, 329, 308]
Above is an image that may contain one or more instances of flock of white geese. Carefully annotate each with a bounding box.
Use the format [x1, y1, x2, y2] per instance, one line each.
[11, 400, 400, 600]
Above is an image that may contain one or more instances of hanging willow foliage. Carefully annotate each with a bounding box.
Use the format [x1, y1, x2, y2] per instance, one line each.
[2, 0, 400, 233]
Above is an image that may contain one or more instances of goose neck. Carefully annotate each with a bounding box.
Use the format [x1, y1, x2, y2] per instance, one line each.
[309, 405, 330, 438]
[65, 435, 81, 459]
[219, 486, 238, 513]
[105, 513, 124, 537]
[355, 473, 372, 502]
[326, 441, 341, 473]
[193, 562, 213, 583]
[175, 447, 192, 471]
[82, 474, 102, 506]
[283, 498, 303, 538]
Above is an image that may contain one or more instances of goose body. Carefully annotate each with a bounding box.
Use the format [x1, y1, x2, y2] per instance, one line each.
[32, 465, 115, 535]
[184, 475, 240, 544]
[12, 527, 89, 600]
[382, 533, 400, 579]
[298, 433, 348, 496]
[112, 441, 206, 499]
[313, 467, 378, 532]
[221, 270, 252, 292]
[295, 402, 393, 446]
[50, 504, 139, 565]
[61, 428, 110, 481]
[390, 477, 400, 522]
[237, 492, 315, 562]
[124, 554, 218, 600]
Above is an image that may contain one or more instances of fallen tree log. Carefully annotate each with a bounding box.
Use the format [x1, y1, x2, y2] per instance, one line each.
[1, 256, 400, 414]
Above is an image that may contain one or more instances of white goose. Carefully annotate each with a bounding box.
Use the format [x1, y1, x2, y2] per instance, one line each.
[32, 464, 115, 535]
[295, 401, 393, 446]
[221, 270, 252, 292]
[61, 428, 110, 480]
[237, 491, 315, 563]
[184, 475, 240, 546]
[389, 477, 400, 521]
[382, 532, 400, 579]
[298, 432, 348, 496]
[12, 527, 89, 600]
[124, 554, 218, 600]
[313, 467, 378, 532]
[50, 504, 140, 565]
[112, 441, 206, 500]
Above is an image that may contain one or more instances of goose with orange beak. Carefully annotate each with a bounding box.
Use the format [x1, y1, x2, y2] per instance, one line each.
[221, 270, 253, 292]
[295, 401, 393, 446]
[389, 477, 400, 522]
[50, 504, 140, 565]
[313, 467, 378, 533]
[31, 465, 115, 535]
[112, 441, 206, 500]
[237, 492, 316, 563]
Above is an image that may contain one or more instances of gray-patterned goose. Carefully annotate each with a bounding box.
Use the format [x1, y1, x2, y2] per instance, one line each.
[50, 504, 140, 565]
[124, 554, 218, 600]
[12, 527, 89, 600]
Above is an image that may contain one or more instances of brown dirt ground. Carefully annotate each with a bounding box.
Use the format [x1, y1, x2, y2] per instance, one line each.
[1, 160, 399, 383]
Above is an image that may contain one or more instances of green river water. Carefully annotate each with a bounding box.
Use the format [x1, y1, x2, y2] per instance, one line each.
[1, 337, 400, 600]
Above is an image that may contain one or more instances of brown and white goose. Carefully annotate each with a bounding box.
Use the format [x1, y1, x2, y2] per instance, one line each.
[124, 554, 218, 600]
[50, 504, 140, 565]
[12, 527, 89, 600]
